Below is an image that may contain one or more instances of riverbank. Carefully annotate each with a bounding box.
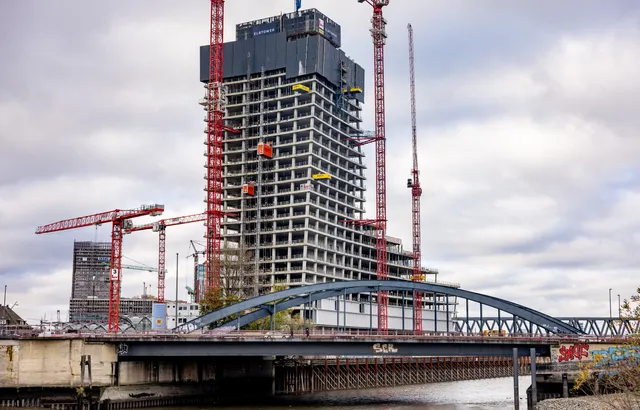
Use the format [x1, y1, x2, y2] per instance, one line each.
[538, 393, 640, 410]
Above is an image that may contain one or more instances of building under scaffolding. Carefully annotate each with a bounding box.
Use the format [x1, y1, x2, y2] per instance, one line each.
[199, 8, 455, 331]
[70, 241, 111, 305]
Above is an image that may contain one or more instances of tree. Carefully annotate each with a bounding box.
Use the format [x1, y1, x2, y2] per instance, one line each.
[199, 242, 255, 311]
[220, 242, 257, 300]
[199, 287, 241, 316]
[574, 286, 640, 409]
[198, 242, 253, 328]
[242, 308, 308, 332]
[198, 287, 241, 329]
[199, 266, 315, 332]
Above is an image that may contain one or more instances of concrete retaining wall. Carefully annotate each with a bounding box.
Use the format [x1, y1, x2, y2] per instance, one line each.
[117, 361, 217, 385]
[0, 339, 222, 387]
[0, 339, 116, 387]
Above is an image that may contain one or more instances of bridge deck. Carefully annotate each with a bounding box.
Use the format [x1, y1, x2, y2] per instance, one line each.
[83, 334, 569, 358]
[9, 331, 625, 358]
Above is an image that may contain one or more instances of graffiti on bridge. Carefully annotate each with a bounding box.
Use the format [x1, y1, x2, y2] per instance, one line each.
[372, 343, 398, 354]
[557, 343, 590, 362]
[552, 343, 640, 364]
[591, 345, 640, 369]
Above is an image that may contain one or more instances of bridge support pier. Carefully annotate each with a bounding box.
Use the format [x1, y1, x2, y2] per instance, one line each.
[213, 356, 275, 401]
[274, 356, 532, 395]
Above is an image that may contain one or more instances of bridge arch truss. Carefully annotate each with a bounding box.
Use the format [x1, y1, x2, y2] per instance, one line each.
[460, 316, 640, 337]
[178, 280, 583, 335]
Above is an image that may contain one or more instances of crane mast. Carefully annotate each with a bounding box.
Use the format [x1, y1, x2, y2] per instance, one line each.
[407, 23, 423, 334]
[205, 0, 225, 296]
[357, 0, 390, 333]
[188, 240, 206, 302]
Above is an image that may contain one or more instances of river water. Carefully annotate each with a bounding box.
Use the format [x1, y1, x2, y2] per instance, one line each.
[207, 377, 532, 409]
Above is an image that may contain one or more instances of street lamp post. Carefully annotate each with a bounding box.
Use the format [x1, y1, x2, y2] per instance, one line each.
[92, 275, 96, 323]
[175, 253, 179, 329]
[609, 288, 612, 318]
[618, 294, 621, 319]
[1, 285, 6, 334]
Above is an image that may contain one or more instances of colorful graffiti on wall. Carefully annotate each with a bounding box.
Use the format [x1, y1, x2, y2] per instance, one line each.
[551, 343, 640, 364]
[557, 343, 589, 362]
[591, 345, 640, 369]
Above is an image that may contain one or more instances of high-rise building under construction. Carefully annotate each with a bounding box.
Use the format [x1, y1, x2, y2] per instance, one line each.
[71, 241, 111, 299]
[199, 8, 454, 330]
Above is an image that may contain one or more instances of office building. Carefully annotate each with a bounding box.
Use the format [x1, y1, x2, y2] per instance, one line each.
[70, 241, 111, 299]
[68, 297, 153, 324]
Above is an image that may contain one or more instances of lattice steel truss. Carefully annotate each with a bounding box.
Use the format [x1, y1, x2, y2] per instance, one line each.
[457, 317, 640, 337]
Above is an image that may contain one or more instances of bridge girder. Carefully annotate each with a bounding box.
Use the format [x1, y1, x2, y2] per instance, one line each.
[178, 280, 583, 335]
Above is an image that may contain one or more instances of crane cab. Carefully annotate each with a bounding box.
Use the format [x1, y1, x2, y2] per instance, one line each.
[407, 178, 412, 188]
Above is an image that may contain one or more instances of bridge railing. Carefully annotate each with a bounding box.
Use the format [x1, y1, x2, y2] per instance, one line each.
[6, 327, 634, 344]
[31, 329, 629, 344]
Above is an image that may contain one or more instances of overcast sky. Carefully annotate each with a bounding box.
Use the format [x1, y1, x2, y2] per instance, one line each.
[1, 0, 639, 324]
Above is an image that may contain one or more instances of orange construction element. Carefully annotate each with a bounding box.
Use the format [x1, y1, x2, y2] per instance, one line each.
[243, 182, 255, 196]
[257, 142, 273, 158]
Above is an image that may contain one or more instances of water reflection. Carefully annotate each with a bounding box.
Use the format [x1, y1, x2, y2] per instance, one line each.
[206, 376, 532, 409]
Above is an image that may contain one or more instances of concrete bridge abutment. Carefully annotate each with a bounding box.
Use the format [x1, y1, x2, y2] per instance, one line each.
[0, 338, 278, 407]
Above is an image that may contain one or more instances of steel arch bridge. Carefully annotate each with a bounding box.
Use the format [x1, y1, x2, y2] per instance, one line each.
[177, 280, 583, 335]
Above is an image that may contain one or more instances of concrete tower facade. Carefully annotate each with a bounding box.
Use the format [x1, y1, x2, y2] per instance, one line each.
[70, 241, 111, 300]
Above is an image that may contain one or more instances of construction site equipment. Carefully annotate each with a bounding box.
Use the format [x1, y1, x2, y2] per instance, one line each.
[187, 240, 206, 302]
[335, 62, 349, 111]
[124, 213, 208, 303]
[407, 23, 424, 334]
[292, 83, 310, 93]
[204, 0, 226, 298]
[185, 286, 196, 303]
[35, 204, 165, 332]
[100, 261, 157, 272]
[242, 182, 256, 196]
[257, 141, 273, 158]
[344, 87, 363, 94]
[223, 125, 241, 133]
[354, 0, 390, 333]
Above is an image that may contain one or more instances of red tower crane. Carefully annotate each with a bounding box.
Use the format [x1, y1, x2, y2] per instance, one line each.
[357, 0, 390, 333]
[204, 0, 226, 297]
[35, 204, 165, 333]
[124, 213, 207, 303]
[407, 23, 423, 334]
